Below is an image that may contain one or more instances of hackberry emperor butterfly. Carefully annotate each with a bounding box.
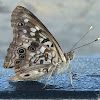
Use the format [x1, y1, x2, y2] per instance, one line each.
[3, 6, 75, 88]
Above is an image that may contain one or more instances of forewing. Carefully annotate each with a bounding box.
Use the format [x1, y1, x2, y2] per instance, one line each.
[11, 6, 66, 62]
[3, 6, 66, 80]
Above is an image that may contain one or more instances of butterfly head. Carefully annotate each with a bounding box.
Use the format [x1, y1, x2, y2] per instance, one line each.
[64, 51, 75, 61]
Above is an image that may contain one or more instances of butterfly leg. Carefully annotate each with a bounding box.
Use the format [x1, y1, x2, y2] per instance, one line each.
[71, 72, 77, 76]
[72, 58, 83, 79]
[42, 66, 56, 89]
[69, 64, 75, 91]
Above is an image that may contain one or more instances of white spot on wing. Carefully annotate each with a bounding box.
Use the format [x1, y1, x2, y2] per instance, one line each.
[30, 28, 36, 32]
[22, 35, 26, 38]
[25, 39, 29, 42]
[48, 53, 52, 59]
[37, 51, 40, 54]
[39, 72, 45, 75]
[29, 53, 35, 56]
[40, 46, 46, 53]
[52, 51, 56, 57]
[30, 32, 35, 36]
[24, 19, 29, 23]
[39, 33, 46, 39]
[32, 38, 36, 41]
[23, 29, 27, 33]
[36, 55, 39, 57]
[33, 70, 39, 74]
[44, 59, 51, 64]
[39, 38, 44, 42]
[43, 41, 52, 46]
[35, 26, 40, 30]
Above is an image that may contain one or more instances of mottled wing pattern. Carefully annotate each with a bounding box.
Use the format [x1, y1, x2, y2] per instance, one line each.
[3, 6, 66, 80]
[11, 6, 66, 60]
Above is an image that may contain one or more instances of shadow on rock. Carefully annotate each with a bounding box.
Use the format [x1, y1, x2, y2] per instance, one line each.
[9, 81, 56, 91]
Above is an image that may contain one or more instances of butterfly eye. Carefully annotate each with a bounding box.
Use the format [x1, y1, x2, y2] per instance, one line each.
[31, 42, 39, 48]
[28, 46, 36, 52]
[14, 59, 21, 65]
[18, 48, 26, 54]
[19, 54, 26, 59]
[17, 22, 24, 26]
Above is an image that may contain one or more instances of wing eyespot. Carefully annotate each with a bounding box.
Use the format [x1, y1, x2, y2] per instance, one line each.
[17, 22, 25, 26]
[28, 46, 36, 52]
[31, 41, 39, 48]
[14, 59, 21, 65]
[17, 48, 26, 54]
[19, 54, 26, 59]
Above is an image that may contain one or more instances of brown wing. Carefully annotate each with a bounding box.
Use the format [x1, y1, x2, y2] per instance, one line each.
[3, 6, 67, 80]
[11, 6, 66, 62]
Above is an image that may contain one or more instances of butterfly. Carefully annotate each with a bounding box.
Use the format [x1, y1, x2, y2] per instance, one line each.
[3, 6, 75, 88]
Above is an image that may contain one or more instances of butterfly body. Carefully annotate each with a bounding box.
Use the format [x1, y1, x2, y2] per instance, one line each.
[3, 6, 75, 81]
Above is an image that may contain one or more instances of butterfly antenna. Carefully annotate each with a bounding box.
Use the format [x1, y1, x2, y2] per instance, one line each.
[72, 38, 100, 51]
[71, 26, 93, 51]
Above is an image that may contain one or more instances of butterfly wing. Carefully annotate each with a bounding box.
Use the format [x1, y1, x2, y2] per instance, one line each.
[3, 6, 67, 80]
[11, 6, 66, 61]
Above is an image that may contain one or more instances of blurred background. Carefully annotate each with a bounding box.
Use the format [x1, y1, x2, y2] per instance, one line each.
[0, 0, 100, 59]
